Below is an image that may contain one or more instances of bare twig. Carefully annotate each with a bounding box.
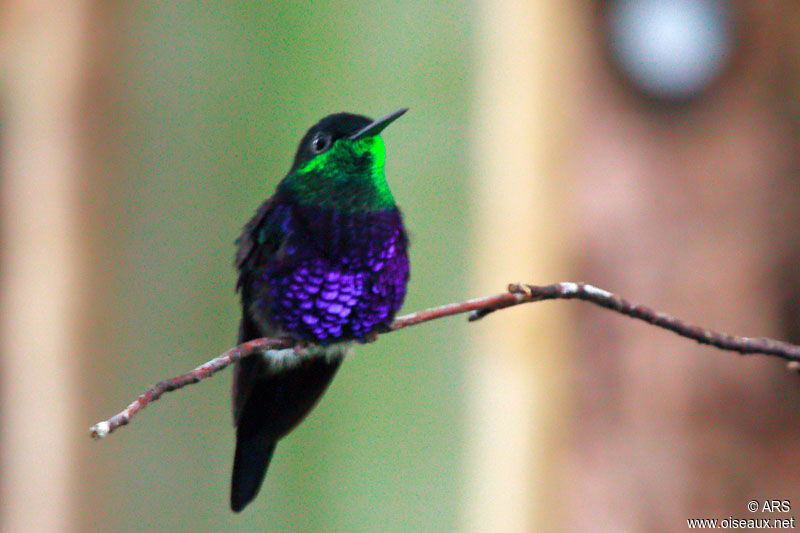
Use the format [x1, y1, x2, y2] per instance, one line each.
[90, 281, 800, 439]
[89, 337, 293, 439]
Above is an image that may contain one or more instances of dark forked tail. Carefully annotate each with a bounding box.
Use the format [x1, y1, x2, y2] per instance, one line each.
[230, 429, 276, 512]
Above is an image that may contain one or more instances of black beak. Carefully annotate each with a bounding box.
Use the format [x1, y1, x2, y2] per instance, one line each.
[350, 107, 408, 140]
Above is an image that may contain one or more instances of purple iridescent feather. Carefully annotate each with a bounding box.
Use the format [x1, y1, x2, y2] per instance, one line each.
[242, 198, 409, 344]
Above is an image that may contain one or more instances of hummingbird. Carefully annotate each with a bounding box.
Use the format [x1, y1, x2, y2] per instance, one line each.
[230, 108, 410, 512]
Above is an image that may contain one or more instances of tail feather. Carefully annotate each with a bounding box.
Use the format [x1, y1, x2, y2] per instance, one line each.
[230, 430, 277, 513]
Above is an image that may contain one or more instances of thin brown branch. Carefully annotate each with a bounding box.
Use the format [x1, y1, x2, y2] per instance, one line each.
[89, 337, 292, 439]
[502, 282, 800, 360]
[90, 281, 800, 439]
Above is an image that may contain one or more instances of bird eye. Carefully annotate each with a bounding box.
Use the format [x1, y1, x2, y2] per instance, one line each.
[311, 132, 332, 154]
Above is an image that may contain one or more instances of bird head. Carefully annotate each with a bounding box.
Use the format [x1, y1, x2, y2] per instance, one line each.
[279, 108, 407, 213]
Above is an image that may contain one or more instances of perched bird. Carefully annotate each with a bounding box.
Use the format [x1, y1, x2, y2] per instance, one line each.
[231, 109, 410, 512]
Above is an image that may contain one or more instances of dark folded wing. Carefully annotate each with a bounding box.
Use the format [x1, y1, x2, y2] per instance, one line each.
[233, 195, 292, 422]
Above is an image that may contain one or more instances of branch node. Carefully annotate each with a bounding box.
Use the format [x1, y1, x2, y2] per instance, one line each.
[508, 283, 530, 296]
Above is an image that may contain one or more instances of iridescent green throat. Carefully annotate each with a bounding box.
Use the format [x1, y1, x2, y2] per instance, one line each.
[280, 136, 396, 212]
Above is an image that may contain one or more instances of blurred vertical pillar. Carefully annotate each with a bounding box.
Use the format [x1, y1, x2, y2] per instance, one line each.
[468, 1, 581, 530]
[0, 2, 87, 531]
[562, 2, 800, 530]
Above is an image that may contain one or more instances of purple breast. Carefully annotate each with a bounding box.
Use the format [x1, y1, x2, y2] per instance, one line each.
[261, 207, 409, 344]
